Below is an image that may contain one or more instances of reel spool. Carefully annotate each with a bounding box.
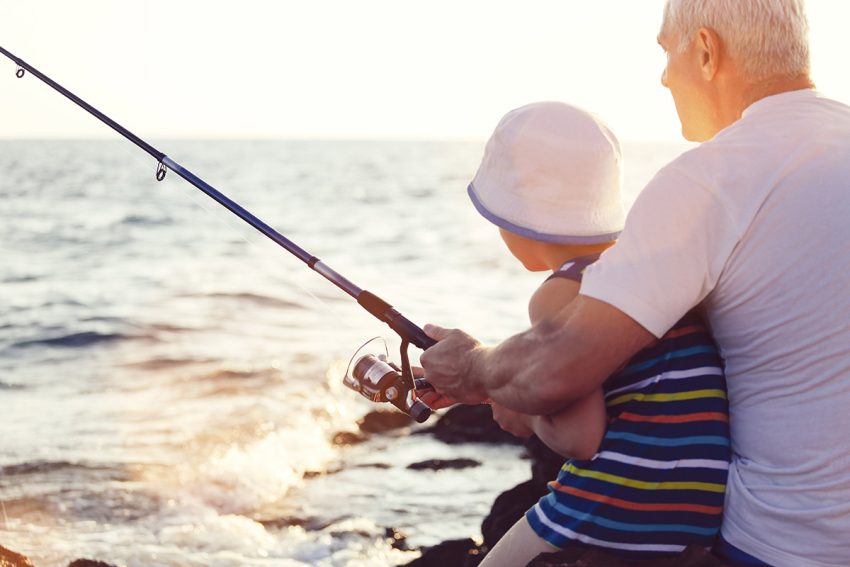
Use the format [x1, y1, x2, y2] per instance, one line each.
[344, 338, 432, 423]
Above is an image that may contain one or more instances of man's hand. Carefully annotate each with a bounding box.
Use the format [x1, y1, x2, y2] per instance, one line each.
[490, 402, 534, 438]
[411, 366, 459, 409]
[419, 324, 489, 405]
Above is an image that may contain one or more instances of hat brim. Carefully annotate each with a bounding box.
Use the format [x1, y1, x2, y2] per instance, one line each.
[467, 184, 621, 245]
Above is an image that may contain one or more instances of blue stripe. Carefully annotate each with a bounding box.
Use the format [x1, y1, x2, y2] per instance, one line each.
[467, 183, 622, 244]
[619, 345, 718, 376]
[604, 431, 730, 447]
[549, 502, 720, 536]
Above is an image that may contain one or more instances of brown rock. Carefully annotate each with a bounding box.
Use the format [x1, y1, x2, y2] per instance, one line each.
[357, 410, 413, 433]
[331, 431, 368, 445]
[0, 546, 35, 567]
[416, 405, 521, 445]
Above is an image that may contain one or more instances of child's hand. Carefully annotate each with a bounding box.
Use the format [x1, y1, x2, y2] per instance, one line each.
[416, 390, 460, 410]
[490, 402, 535, 438]
[412, 365, 458, 409]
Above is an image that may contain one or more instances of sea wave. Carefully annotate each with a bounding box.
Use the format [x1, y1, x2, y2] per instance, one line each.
[118, 214, 174, 226]
[123, 356, 216, 371]
[12, 331, 144, 349]
[205, 292, 307, 310]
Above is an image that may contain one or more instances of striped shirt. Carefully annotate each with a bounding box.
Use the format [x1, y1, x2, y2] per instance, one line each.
[526, 255, 730, 558]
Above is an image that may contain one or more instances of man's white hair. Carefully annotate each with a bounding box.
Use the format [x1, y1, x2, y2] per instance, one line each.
[662, 0, 810, 81]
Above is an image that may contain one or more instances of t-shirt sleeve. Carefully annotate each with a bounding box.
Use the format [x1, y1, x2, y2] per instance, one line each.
[580, 165, 739, 338]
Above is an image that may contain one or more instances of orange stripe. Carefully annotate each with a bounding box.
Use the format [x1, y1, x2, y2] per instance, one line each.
[661, 325, 705, 339]
[619, 411, 729, 424]
[549, 482, 724, 515]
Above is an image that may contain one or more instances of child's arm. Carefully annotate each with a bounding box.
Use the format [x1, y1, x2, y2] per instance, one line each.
[491, 277, 607, 459]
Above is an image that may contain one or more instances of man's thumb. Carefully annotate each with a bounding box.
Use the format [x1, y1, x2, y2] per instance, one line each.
[424, 323, 450, 341]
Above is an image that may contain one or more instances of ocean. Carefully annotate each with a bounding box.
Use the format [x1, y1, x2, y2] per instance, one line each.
[0, 139, 688, 566]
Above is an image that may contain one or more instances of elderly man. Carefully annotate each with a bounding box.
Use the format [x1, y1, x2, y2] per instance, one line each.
[420, 1, 850, 566]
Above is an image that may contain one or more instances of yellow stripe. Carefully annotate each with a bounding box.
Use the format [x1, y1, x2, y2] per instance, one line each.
[561, 462, 726, 493]
[607, 388, 727, 407]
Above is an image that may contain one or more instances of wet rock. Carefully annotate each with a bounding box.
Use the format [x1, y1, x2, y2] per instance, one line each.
[357, 410, 413, 433]
[407, 458, 481, 471]
[524, 435, 567, 486]
[402, 538, 484, 567]
[527, 544, 730, 567]
[258, 516, 310, 529]
[258, 516, 337, 531]
[480, 479, 545, 550]
[384, 526, 410, 550]
[479, 438, 564, 550]
[332, 430, 369, 445]
[417, 404, 522, 445]
[0, 545, 35, 567]
[354, 462, 391, 469]
[67, 560, 118, 567]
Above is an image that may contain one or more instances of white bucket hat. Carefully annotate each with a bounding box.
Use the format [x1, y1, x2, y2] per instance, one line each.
[468, 101, 625, 244]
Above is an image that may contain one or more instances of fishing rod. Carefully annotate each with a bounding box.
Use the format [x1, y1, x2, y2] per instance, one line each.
[1, 46, 435, 422]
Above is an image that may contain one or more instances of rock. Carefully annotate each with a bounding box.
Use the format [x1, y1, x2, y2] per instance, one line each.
[384, 527, 410, 550]
[402, 538, 484, 567]
[357, 410, 413, 433]
[354, 462, 391, 470]
[67, 561, 118, 567]
[407, 458, 481, 471]
[526, 546, 631, 567]
[332, 430, 368, 445]
[0, 545, 35, 567]
[523, 435, 567, 485]
[479, 479, 546, 550]
[477, 438, 565, 550]
[257, 516, 335, 531]
[527, 544, 731, 566]
[417, 405, 522, 445]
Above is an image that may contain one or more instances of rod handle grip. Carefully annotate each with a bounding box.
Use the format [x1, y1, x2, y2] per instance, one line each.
[357, 290, 436, 350]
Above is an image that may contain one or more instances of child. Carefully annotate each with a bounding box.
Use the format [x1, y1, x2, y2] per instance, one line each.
[463, 102, 731, 566]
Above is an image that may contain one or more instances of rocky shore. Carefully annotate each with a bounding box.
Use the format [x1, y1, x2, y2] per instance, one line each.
[1, 405, 729, 567]
[0, 547, 116, 567]
[399, 404, 566, 567]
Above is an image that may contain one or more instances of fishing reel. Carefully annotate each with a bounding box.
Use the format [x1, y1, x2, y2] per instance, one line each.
[344, 338, 432, 423]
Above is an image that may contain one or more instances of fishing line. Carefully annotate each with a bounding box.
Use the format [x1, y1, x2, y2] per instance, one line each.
[2, 46, 435, 420]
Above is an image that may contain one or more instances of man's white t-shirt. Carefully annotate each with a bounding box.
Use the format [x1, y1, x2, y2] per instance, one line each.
[581, 89, 850, 567]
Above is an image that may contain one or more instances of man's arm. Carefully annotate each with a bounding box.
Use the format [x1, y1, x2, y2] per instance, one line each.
[421, 295, 654, 415]
[490, 276, 608, 458]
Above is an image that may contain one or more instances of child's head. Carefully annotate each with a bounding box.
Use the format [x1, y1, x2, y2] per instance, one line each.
[468, 101, 625, 271]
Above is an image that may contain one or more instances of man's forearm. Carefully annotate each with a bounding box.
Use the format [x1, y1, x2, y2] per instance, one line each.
[476, 317, 600, 414]
[422, 296, 654, 415]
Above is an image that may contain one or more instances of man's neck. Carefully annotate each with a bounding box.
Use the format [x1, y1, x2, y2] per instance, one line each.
[730, 75, 815, 123]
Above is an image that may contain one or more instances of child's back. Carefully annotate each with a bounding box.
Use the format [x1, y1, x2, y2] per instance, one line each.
[465, 102, 730, 565]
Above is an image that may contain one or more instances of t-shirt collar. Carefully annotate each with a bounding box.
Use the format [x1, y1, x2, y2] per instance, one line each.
[742, 87, 819, 118]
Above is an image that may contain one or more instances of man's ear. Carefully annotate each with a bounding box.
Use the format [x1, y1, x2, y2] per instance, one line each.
[696, 27, 721, 81]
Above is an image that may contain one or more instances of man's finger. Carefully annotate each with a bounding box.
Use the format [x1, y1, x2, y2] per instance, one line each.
[423, 323, 451, 341]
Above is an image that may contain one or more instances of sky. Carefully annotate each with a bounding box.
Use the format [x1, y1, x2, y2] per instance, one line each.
[1, 0, 849, 141]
